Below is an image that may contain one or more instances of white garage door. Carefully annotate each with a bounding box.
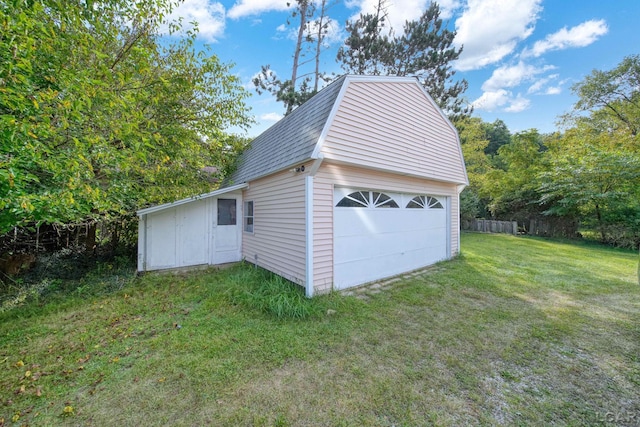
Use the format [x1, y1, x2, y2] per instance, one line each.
[334, 188, 449, 290]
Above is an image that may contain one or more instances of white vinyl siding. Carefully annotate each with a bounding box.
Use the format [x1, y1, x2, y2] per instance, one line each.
[312, 168, 335, 293]
[242, 170, 307, 285]
[320, 81, 467, 185]
[312, 162, 460, 293]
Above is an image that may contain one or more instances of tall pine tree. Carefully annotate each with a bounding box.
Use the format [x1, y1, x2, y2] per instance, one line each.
[337, 1, 470, 120]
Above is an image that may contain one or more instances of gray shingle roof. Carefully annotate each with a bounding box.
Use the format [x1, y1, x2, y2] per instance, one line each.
[225, 75, 346, 186]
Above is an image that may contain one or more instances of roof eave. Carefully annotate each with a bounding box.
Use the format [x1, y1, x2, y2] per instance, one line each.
[137, 183, 248, 216]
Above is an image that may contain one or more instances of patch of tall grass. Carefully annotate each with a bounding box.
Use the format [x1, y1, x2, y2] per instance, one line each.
[224, 264, 317, 319]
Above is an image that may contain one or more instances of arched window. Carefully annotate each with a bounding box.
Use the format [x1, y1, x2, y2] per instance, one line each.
[336, 191, 399, 208]
[406, 195, 443, 209]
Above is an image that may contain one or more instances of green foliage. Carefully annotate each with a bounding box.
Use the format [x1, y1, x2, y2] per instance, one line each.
[337, 1, 470, 119]
[540, 137, 640, 246]
[0, 0, 252, 234]
[570, 54, 640, 136]
[252, 65, 320, 115]
[539, 56, 640, 247]
[336, 0, 392, 76]
[456, 117, 493, 219]
[457, 57, 640, 249]
[484, 130, 548, 221]
[252, 0, 331, 115]
[482, 119, 512, 156]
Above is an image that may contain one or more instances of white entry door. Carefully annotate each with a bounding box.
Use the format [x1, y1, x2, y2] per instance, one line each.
[213, 198, 241, 264]
[333, 188, 449, 290]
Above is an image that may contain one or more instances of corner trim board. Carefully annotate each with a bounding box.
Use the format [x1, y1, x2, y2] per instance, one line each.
[305, 175, 314, 297]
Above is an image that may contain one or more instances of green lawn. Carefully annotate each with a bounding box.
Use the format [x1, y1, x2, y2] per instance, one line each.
[1, 233, 638, 426]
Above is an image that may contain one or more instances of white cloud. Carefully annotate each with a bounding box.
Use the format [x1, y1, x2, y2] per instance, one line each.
[525, 19, 608, 57]
[504, 95, 530, 112]
[528, 74, 555, 94]
[471, 89, 510, 111]
[482, 61, 555, 92]
[472, 90, 531, 113]
[166, 0, 225, 42]
[346, 0, 461, 35]
[260, 112, 283, 122]
[471, 89, 531, 113]
[228, 0, 291, 19]
[545, 86, 561, 95]
[474, 61, 554, 112]
[454, 0, 542, 71]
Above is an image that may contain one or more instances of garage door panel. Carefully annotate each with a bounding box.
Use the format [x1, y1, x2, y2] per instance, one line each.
[335, 247, 444, 289]
[335, 230, 419, 262]
[334, 189, 449, 290]
[334, 209, 405, 236]
[335, 209, 446, 237]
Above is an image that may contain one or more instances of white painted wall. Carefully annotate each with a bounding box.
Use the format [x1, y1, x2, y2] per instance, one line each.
[138, 192, 242, 272]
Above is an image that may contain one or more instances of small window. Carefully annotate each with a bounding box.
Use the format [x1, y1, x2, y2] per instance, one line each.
[372, 192, 399, 208]
[244, 201, 254, 233]
[406, 195, 444, 209]
[406, 195, 426, 209]
[217, 199, 236, 225]
[426, 196, 443, 209]
[336, 191, 398, 208]
[336, 191, 369, 207]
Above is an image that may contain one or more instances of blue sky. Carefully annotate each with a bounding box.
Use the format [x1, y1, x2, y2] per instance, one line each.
[166, 0, 640, 137]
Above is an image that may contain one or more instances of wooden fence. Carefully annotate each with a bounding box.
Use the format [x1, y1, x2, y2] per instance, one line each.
[462, 219, 518, 235]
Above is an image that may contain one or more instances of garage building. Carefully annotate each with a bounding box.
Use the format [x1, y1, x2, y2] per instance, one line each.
[137, 75, 468, 296]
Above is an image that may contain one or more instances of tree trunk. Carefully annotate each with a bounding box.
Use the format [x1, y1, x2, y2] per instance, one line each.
[112, 221, 122, 255]
[594, 204, 606, 242]
[289, 0, 309, 115]
[86, 221, 97, 256]
[313, 0, 328, 92]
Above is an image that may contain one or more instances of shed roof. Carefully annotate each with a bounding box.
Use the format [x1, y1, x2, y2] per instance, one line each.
[137, 183, 247, 216]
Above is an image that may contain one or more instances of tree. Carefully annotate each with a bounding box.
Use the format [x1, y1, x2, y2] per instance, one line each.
[482, 119, 512, 156]
[542, 56, 640, 248]
[540, 124, 640, 246]
[253, 0, 332, 115]
[570, 54, 640, 137]
[0, 0, 252, 236]
[336, 0, 391, 76]
[456, 117, 493, 219]
[310, 0, 333, 93]
[336, 1, 470, 119]
[484, 130, 547, 221]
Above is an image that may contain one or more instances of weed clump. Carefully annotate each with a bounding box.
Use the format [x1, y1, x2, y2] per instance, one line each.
[225, 265, 315, 319]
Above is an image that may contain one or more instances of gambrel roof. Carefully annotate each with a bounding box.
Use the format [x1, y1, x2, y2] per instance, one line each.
[226, 75, 468, 187]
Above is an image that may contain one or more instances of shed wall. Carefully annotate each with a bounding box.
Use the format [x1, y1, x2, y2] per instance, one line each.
[320, 81, 467, 185]
[242, 169, 307, 285]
